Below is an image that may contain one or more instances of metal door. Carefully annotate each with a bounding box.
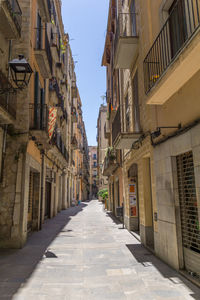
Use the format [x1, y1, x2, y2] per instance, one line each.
[176, 151, 200, 277]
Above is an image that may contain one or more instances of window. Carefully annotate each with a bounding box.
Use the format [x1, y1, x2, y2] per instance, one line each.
[93, 154, 97, 160]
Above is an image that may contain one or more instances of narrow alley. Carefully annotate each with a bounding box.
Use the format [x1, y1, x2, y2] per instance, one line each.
[0, 200, 200, 300]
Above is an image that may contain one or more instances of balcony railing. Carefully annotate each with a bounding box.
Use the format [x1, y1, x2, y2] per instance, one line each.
[49, 77, 63, 101]
[102, 150, 118, 177]
[144, 0, 200, 94]
[51, 130, 69, 162]
[1, 0, 22, 37]
[71, 106, 78, 122]
[29, 104, 48, 131]
[112, 106, 140, 149]
[114, 12, 138, 69]
[71, 135, 78, 149]
[0, 70, 16, 120]
[112, 107, 121, 145]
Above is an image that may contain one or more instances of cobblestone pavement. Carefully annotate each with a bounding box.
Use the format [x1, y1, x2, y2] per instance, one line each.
[0, 200, 200, 300]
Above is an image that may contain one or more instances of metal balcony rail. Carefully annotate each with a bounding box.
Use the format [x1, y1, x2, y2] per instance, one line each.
[52, 130, 69, 162]
[114, 12, 137, 55]
[0, 70, 17, 119]
[49, 77, 62, 100]
[5, 0, 22, 34]
[144, 0, 200, 94]
[0, 93, 17, 119]
[29, 103, 48, 131]
[71, 106, 77, 116]
[112, 106, 121, 145]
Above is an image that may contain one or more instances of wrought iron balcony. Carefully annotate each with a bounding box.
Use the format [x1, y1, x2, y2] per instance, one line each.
[72, 80, 77, 98]
[104, 120, 110, 139]
[71, 135, 78, 150]
[29, 103, 48, 131]
[37, 0, 51, 22]
[34, 31, 52, 78]
[71, 107, 78, 122]
[0, 0, 22, 39]
[144, 0, 200, 100]
[102, 150, 118, 177]
[49, 77, 63, 104]
[51, 130, 69, 162]
[0, 70, 16, 123]
[112, 107, 140, 149]
[114, 13, 138, 69]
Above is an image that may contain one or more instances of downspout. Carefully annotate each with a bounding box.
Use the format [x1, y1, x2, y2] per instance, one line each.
[40, 151, 45, 230]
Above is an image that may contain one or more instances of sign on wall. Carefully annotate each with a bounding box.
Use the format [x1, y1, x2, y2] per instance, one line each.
[48, 107, 57, 139]
[129, 182, 137, 217]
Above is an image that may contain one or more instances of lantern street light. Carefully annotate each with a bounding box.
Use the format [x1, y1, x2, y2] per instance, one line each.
[9, 55, 33, 90]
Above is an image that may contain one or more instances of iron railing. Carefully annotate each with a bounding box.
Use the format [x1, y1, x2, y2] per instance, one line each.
[144, 0, 200, 94]
[0, 93, 16, 119]
[49, 77, 62, 100]
[0, 70, 16, 119]
[29, 104, 48, 131]
[52, 130, 69, 162]
[114, 13, 137, 55]
[112, 106, 121, 145]
[5, 0, 22, 35]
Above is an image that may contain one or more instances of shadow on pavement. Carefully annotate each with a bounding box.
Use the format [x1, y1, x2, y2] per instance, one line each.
[0, 203, 87, 300]
[106, 211, 122, 225]
[126, 243, 200, 300]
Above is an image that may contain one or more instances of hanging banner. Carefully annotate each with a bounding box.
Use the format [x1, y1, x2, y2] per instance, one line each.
[48, 106, 57, 139]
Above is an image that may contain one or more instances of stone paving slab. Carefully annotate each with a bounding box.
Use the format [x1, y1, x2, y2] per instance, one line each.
[0, 200, 200, 300]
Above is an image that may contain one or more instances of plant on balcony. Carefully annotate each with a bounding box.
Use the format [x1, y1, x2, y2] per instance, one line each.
[98, 188, 108, 203]
[105, 147, 116, 160]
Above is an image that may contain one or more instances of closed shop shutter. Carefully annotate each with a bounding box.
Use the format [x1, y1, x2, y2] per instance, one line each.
[176, 151, 200, 278]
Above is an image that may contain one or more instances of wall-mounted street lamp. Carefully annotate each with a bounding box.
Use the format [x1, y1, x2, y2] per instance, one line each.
[9, 55, 33, 90]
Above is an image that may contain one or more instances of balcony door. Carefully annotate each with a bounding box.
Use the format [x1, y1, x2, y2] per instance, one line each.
[130, 0, 137, 36]
[34, 72, 45, 130]
[169, 0, 187, 58]
[36, 13, 42, 50]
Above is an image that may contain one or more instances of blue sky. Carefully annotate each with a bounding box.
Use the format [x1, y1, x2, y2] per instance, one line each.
[61, 0, 109, 146]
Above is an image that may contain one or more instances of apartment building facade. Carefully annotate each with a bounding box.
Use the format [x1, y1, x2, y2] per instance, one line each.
[89, 146, 98, 198]
[97, 105, 108, 195]
[0, 0, 89, 248]
[102, 0, 200, 280]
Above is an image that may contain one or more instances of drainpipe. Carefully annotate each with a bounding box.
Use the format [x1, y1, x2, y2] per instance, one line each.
[40, 151, 45, 230]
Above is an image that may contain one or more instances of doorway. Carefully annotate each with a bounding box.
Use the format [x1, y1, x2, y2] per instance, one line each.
[45, 181, 51, 219]
[27, 171, 40, 232]
[143, 157, 154, 249]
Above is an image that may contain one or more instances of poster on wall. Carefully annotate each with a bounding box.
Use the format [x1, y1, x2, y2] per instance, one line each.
[129, 183, 137, 217]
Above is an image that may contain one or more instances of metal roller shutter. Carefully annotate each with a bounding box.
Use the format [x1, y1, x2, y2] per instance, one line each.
[176, 151, 200, 278]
